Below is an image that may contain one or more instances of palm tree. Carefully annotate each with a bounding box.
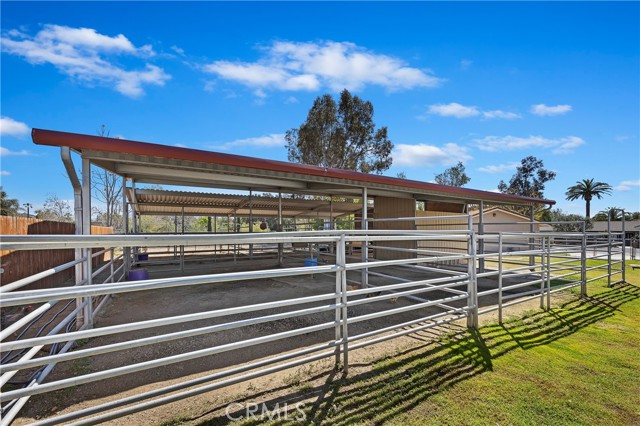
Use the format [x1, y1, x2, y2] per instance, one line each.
[565, 179, 612, 218]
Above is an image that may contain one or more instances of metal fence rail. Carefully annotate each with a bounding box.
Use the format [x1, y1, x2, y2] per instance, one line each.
[0, 220, 626, 425]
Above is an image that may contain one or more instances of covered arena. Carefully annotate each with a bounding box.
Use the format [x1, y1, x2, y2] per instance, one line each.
[0, 129, 627, 425]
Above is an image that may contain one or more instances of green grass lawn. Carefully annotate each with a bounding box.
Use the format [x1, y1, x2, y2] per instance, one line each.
[222, 261, 640, 426]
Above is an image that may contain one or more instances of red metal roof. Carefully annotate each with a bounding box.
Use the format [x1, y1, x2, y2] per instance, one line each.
[32, 128, 555, 206]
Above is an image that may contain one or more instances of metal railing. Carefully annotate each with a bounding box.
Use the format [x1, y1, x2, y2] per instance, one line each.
[0, 219, 626, 425]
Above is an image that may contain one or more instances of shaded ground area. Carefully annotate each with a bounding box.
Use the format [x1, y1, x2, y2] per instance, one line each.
[162, 278, 640, 426]
[11, 253, 558, 424]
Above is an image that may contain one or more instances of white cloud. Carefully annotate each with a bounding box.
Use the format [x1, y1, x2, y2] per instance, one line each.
[171, 45, 185, 56]
[460, 59, 473, 70]
[285, 96, 299, 104]
[0, 117, 30, 137]
[215, 133, 286, 151]
[477, 162, 519, 174]
[614, 180, 640, 191]
[427, 103, 520, 120]
[428, 103, 480, 118]
[393, 143, 471, 167]
[0, 146, 32, 156]
[474, 135, 585, 154]
[204, 40, 442, 94]
[0, 171, 10, 176]
[530, 104, 572, 116]
[482, 110, 521, 120]
[1, 24, 170, 97]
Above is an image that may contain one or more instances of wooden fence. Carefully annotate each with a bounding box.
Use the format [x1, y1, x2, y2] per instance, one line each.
[0, 216, 113, 290]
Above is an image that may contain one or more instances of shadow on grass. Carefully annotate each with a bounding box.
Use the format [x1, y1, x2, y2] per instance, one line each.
[187, 283, 639, 426]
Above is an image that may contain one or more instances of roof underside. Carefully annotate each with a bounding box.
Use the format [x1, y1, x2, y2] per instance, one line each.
[127, 189, 362, 219]
[32, 128, 556, 207]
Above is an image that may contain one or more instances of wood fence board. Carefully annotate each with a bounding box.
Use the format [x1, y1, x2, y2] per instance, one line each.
[0, 216, 113, 290]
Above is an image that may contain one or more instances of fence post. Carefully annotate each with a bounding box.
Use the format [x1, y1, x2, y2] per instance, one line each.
[478, 200, 485, 273]
[110, 248, 115, 283]
[498, 233, 503, 325]
[540, 234, 545, 310]
[546, 236, 551, 310]
[467, 215, 478, 329]
[621, 210, 626, 283]
[581, 221, 587, 297]
[607, 215, 612, 287]
[338, 234, 349, 374]
[361, 187, 368, 288]
[83, 248, 93, 329]
[334, 238, 342, 366]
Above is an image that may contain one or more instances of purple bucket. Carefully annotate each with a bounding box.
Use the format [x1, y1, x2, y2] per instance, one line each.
[128, 268, 149, 281]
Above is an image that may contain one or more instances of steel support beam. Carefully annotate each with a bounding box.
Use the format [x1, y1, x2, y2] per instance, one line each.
[361, 187, 368, 288]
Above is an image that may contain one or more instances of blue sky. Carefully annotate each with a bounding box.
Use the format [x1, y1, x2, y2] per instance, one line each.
[1, 1, 639, 215]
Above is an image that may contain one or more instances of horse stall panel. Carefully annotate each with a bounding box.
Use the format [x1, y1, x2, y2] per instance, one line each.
[0, 216, 113, 290]
[371, 197, 417, 260]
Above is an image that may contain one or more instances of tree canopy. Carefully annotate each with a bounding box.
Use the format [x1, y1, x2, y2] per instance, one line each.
[542, 208, 590, 232]
[565, 178, 612, 219]
[498, 156, 556, 199]
[285, 89, 393, 174]
[0, 187, 20, 216]
[36, 194, 73, 222]
[434, 162, 470, 187]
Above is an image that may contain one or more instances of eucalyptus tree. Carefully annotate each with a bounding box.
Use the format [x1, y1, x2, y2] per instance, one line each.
[286, 89, 393, 174]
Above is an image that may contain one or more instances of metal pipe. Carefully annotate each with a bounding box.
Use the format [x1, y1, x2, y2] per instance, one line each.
[361, 187, 368, 288]
[466, 214, 478, 329]
[61, 147, 86, 330]
[81, 157, 93, 329]
[30, 341, 340, 426]
[0, 257, 86, 293]
[0, 320, 338, 402]
[338, 234, 348, 373]
[2, 292, 338, 351]
[498, 233, 503, 324]
[608, 214, 612, 286]
[621, 209, 626, 282]
[249, 189, 253, 259]
[479, 200, 485, 272]
[278, 190, 283, 266]
[1, 304, 339, 373]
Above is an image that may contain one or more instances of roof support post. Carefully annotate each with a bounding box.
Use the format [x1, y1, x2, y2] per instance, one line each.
[529, 205, 535, 269]
[181, 207, 185, 272]
[330, 195, 335, 255]
[123, 176, 131, 275]
[131, 179, 138, 235]
[81, 158, 92, 236]
[213, 215, 217, 262]
[249, 189, 253, 260]
[61, 148, 86, 330]
[478, 201, 485, 273]
[81, 156, 93, 329]
[131, 180, 138, 266]
[278, 190, 283, 267]
[361, 187, 368, 288]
